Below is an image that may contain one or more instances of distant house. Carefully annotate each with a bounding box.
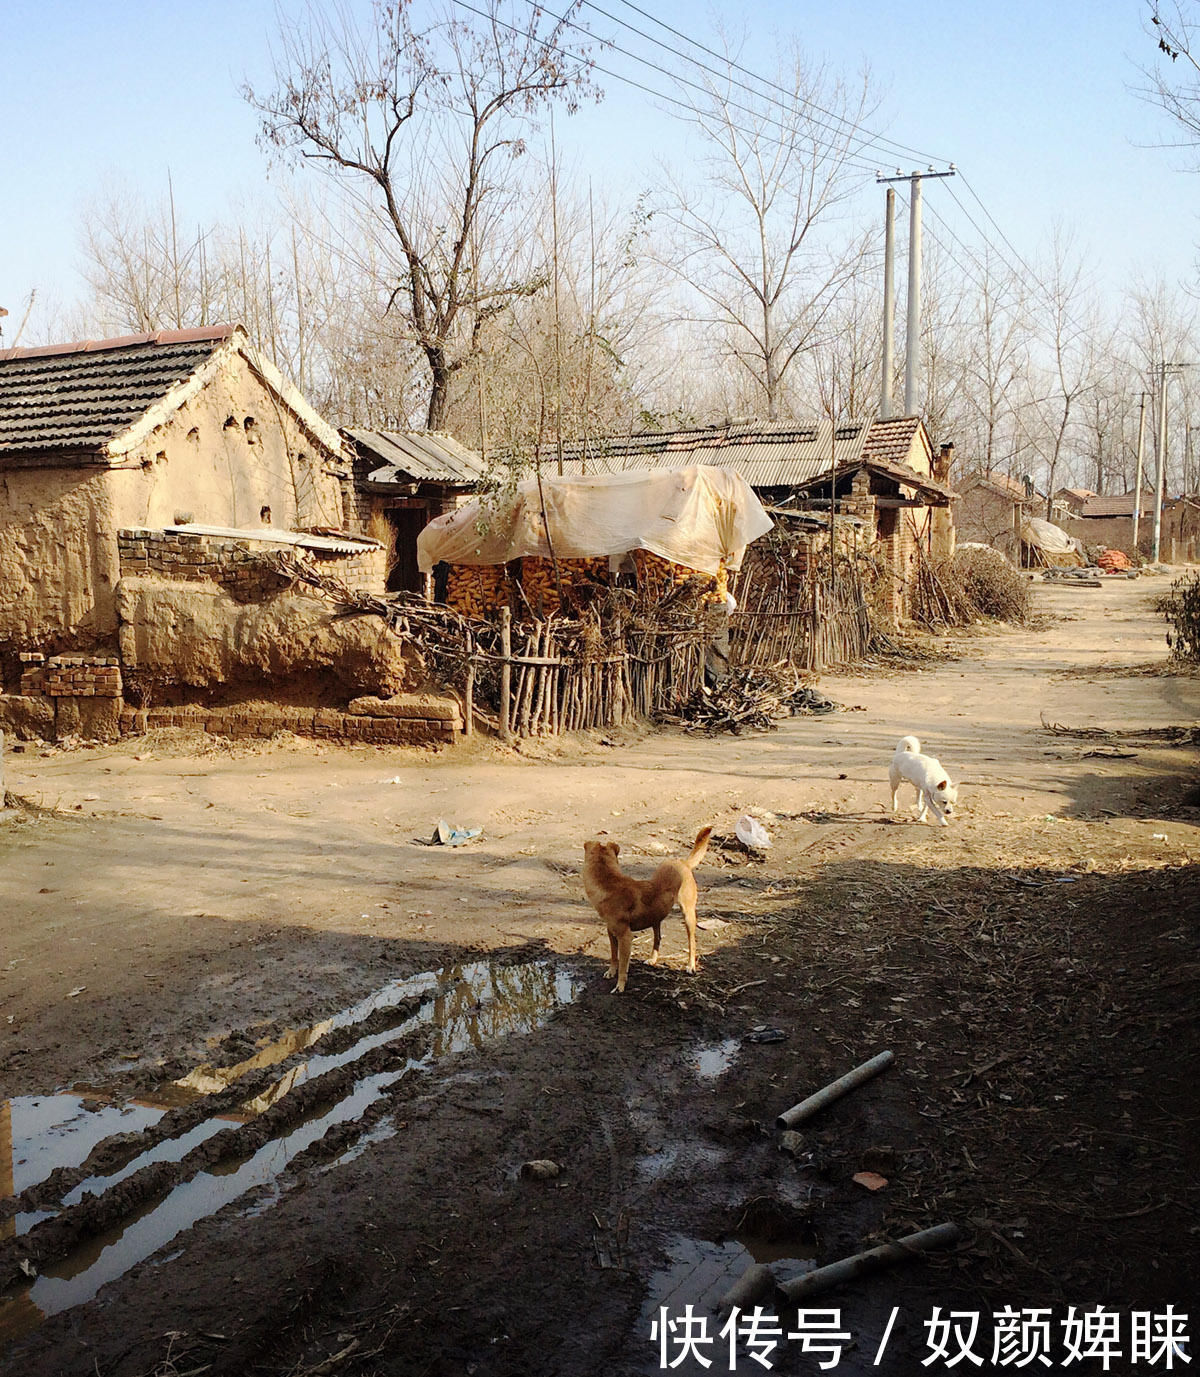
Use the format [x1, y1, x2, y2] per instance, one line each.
[345, 429, 488, 593]
[1051, 487, 1097, 520]
[1058, 488, 1178, 559]
[953, 471, 1035, 560]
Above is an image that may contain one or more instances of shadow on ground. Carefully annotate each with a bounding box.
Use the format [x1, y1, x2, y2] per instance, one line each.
[3, 846, 1196, 1376]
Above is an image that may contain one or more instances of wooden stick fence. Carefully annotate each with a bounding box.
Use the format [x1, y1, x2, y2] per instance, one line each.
[266, 546, 865, 740]
[729, 538, 875, 673]
[486, 618, 711, 738]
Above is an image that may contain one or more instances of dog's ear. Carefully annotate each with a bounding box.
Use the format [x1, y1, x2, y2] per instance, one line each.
[612, 842, 620, 856]
[937, 780, 948, 791]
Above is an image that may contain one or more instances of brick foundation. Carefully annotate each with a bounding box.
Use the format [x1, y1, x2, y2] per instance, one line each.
[119, 705, 461, 746]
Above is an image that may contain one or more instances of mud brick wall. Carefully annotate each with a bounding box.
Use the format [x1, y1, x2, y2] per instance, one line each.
[307, 546, 388, 592]
[117, 529, 386, 598]
[20, 653, 121, 698]
[121, 704, 460, 746]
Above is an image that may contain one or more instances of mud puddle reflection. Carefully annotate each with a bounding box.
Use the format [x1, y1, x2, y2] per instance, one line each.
[0, 959, 577, 1339]
[636, 1228, 816, 1376]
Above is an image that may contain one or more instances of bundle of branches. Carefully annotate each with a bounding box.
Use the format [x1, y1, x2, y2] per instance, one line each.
[1155, 571, 1200, 661]
[912, 545, 1031, 629]
[911, 547, 979, 629]
[662, 664, 842, 734]
[262, 549, 496, 689]
[952, 545, 1032, 623]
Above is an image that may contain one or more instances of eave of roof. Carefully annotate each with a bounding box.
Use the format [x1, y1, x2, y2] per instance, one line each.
[0, 325, 347, 467]
[127, 524, 381, 555]
[349, 428, 488, 485]
[512, 419, 875, 488]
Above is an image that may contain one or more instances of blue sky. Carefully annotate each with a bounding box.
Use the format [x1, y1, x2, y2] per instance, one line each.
[1, 0, 1193, 339]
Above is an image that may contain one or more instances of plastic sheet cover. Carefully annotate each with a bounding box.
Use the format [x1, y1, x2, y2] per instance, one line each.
[416, 466, 774, 575]
[1020, 517, 1080, 553]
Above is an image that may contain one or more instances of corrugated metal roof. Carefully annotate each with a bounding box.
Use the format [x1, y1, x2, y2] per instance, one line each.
[538, 419, 872, 488]
[0, 328, 235, 455]
[146, 524, 382, 555]
[349, 428, 489, 485]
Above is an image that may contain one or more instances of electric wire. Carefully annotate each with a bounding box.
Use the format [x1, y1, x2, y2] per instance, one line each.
[571, 0, 947, 169]
[447, 0, 887, 177]
[598, 0, 952, 166]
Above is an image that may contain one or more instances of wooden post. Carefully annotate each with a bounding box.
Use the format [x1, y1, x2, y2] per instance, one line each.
[464, 632, 475, 738]
[499, 606, 512, 742]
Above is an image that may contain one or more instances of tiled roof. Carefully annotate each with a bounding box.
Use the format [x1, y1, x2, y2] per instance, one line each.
[348, 428, 489, 485]
[959, 471, 1032, 502]
[514, 419, 875, 488]
[788, 454, 952, 505]
[1078, 490, 1157, 518]
[0, 327, 235, 457]
[861, 415, 926, 468]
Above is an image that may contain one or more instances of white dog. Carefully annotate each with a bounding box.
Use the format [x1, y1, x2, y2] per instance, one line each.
[889, 736, 958, 826]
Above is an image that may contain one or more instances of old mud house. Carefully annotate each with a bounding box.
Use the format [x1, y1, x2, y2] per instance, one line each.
[0, 327, 460, 746]
[952, 471, 1034, 562]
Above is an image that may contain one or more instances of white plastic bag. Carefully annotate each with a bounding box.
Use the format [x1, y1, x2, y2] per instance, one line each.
[735, 814, 771, 850]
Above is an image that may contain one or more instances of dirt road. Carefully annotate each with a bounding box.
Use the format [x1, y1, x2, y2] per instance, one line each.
[1, 578, 1197, 1376]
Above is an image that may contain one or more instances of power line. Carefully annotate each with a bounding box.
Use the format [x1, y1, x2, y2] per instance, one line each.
[448, 0, 886, 176]
[572, 0, 947, 170]
[599, 0, 952, 167]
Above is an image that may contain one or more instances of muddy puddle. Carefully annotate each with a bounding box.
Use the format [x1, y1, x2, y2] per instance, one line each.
[0, 958, 577, 1340]
[636, 1221, 817, 1376]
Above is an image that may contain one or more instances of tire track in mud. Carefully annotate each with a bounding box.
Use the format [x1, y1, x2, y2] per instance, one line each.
[0, 957, 578, 1338]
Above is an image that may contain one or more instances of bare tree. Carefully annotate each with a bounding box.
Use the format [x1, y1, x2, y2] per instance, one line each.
[1024, 230, 1103, 517]
[955, 247, 1031, 474]
[79, 178, 216, 333]
[247, 0, 595, 431]
[1139, 1, 1200, 156]
[654, 38, 876, 421]
[805, 264, 883, 421]
[448, 174, 662, 455]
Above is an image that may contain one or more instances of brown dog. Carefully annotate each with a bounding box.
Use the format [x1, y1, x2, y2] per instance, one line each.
[582, 827, 713, 993]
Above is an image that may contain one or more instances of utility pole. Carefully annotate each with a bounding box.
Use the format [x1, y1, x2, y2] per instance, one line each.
[881, 187, 896, 420]
[877, 167, 955, 417]
[1132, 391, 1147, 553]
[1154, 361, 1191, 563]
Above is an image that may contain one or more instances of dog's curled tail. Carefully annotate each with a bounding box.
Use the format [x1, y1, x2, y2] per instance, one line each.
[896, 735, 921, 755]
[687, 826, 714, 869]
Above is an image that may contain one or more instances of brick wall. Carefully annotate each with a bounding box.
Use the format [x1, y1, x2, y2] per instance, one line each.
[120, 704, 459, 746]
[19, 652, 121, 698]
[117, 529, 387, 597]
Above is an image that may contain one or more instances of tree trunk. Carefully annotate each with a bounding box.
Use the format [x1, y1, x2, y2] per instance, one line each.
[427, 350, 451, 431]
